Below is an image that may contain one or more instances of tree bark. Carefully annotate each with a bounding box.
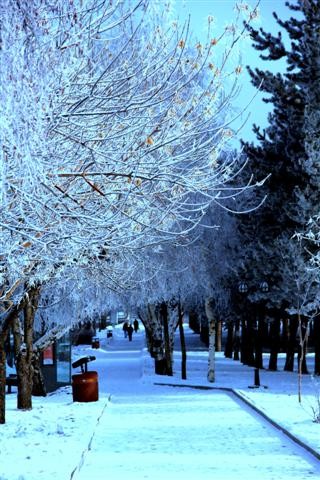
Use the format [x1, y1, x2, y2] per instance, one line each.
[189, 309, 200, 333]
[146, 304, 167, 375]
[16, 285, 41, 410]
[268, 316, 280, 371]
[161, 302, 173, 376]
[12, 318, 47, 397]
[215, 320, 222, 352]
[313, 315, 320, 375]
[233, 318, 240, 361]
[297, 315, 309, 375]
[281, 317, 288, 352]
[241, 318, 255, 366]
[200, 313, 209, 347]
[284, 316, 298, 372]
[297, 314, 309, 403]
[0, 331, 8, 424]
[0, 301, 27, 424]
[205, 297, 215, 383]
[224, 322, 233, 358]
[178, 302, 187, 380]
[32, 350, 47, 397]
[254, 317, 264, 369]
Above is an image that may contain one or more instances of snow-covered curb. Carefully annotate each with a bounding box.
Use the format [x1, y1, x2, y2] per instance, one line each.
[235, 389, 320, 460]
[70, 398, 110, 479]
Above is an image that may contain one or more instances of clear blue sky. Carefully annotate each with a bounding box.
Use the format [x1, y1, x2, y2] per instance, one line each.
[173, 0, 294, 143]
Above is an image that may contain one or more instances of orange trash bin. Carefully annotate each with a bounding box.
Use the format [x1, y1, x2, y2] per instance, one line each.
[72, 371, 99, 402]
[91, 337, 100, 349]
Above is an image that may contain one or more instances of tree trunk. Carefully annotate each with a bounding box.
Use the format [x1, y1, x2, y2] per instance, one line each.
[297, 315, 309, 376]
[189, 309, 200, 333]
[12, 310, 21, 358]
[240, 318, 247, 364]
[17, 285, 41, 410]
[205, 298, 215, 383]
[215, 320, 222, 352]
[146, 304, 167, 375]
[0, 296, 31, 424]
[224, 322, 233, 358]
[178, 302, 187, 380]
[200, 313, 209, 347]
[284, 316, 298, 372]
[297, 314, 309, 403]
[241, 318, 254, 366]
[0, 331, 8, 424]
[254, 317, 264, 369]
[161, 302, 173, 376]
[233, 318, 240, 361]
[314, 315, 320, 375]
[17, 325, 52, 397]
[32, 350, 47, 397]
[268, 317, 280, 371]
[281, 317, 288, 352]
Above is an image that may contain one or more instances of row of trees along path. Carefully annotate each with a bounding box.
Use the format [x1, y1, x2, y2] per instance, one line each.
[0, 0, 260, 424]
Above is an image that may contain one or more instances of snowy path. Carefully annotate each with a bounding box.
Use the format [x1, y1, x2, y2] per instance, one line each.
[73, 329, 320, 480]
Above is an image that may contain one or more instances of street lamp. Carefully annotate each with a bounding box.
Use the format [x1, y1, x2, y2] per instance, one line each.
[259, 281, 269, 293]
[252, 280, 269, 388]
[238, 281, 248, 294]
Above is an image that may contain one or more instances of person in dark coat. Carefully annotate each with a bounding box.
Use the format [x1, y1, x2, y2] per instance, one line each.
[127, 323, 134, 341]
[133, 319, 139, 333]
[123, 321, 128, 338]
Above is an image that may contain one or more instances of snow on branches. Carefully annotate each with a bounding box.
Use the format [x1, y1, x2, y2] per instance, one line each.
[1, 0, 259, 310]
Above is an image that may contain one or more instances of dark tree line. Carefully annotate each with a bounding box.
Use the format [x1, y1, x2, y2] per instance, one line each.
[221, 0, 320, 375]
[187, 2, 320, 377]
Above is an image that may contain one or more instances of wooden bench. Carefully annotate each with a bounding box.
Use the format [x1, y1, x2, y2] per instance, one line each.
[6, 375, 18, 394]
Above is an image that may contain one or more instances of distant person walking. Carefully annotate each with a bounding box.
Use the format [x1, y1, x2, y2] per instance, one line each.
[127, 323, 134, 341]
[133, 319, 139, 333]
[123, 321, 129, 338]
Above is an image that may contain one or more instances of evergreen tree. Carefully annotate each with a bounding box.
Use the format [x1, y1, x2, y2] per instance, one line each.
[238, 0, 320, 372]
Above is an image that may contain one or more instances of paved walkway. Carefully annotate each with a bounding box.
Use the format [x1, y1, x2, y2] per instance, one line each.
[73, 329, 320, 480]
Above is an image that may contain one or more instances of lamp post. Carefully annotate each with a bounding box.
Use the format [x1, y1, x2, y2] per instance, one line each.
[254, 281, 269, 387]
[238, 281, 248, 295]
[236, 281, 248, 363]
[259, 281, 269, 294]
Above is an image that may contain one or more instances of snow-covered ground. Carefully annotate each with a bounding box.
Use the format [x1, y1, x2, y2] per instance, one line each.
[1, 325, 320, 480]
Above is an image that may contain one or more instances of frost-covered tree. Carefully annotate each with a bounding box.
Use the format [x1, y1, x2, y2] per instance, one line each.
[1, 0, 258, 305]
[121, 202, 239, 382]
[1, 0, 146, 421]
[1, 0, 259, 422]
